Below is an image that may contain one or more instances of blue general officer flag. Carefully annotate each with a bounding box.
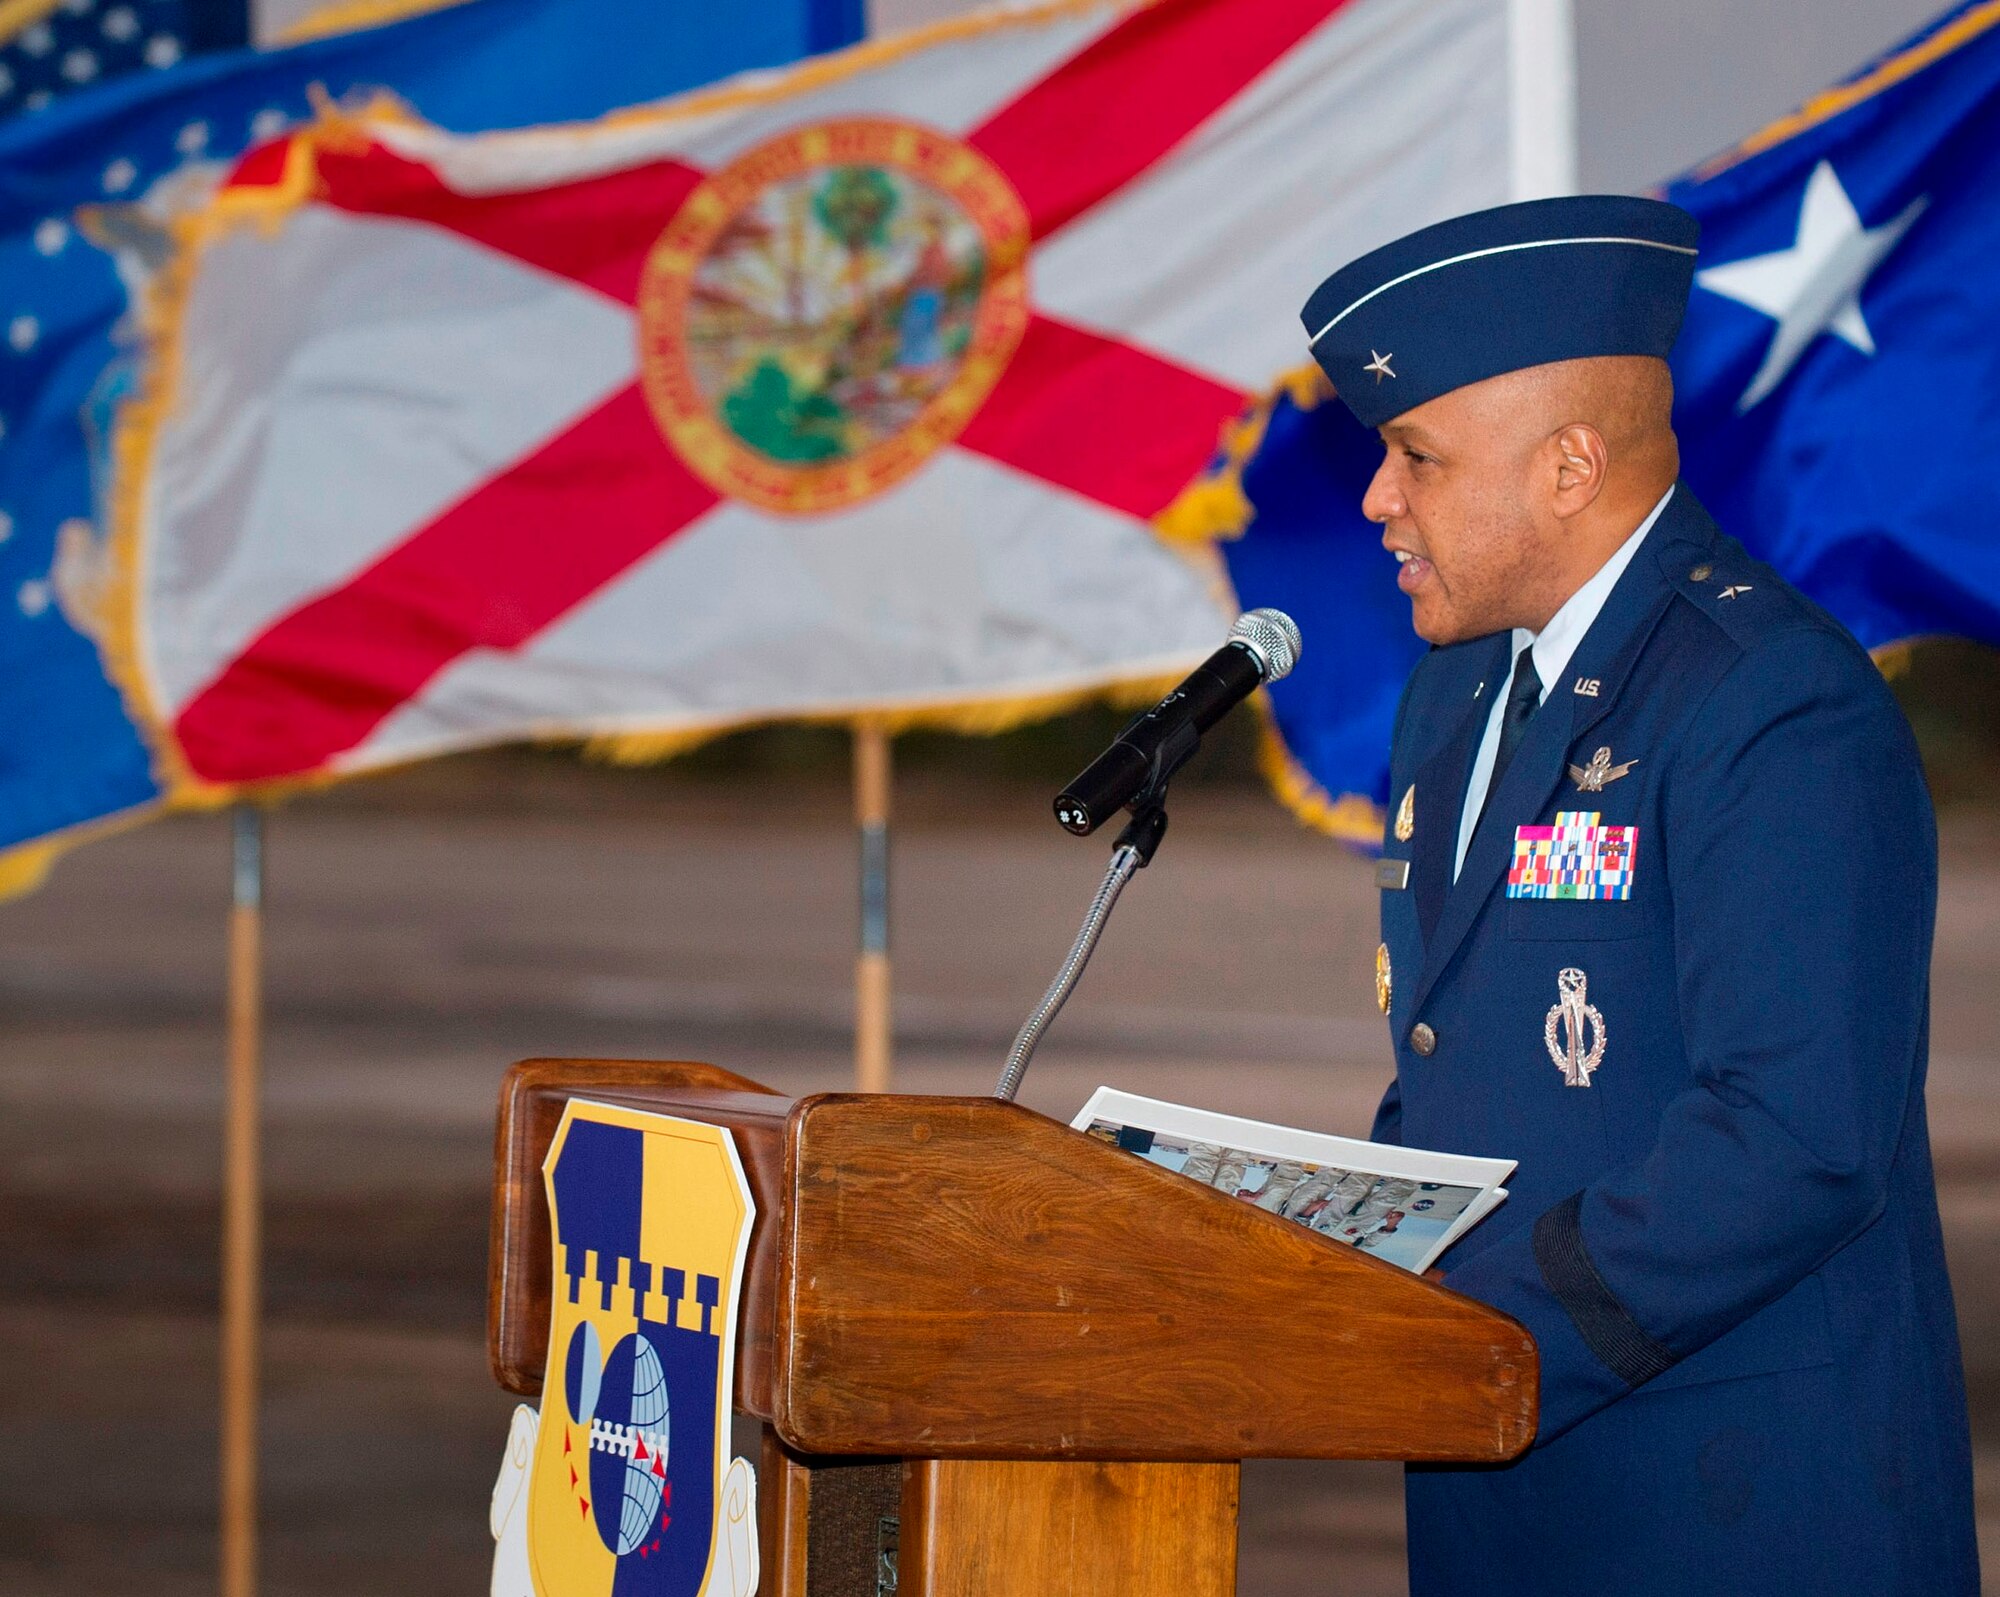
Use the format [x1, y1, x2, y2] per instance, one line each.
[1178, 377, 1424, 846]
[1667, 0, 2000, 649]
[0, 0, 860, 888]
[1195, 0, 2000, 843]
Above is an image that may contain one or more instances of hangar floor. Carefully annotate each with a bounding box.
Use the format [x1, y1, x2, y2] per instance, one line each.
[3, 764, 1994, 1593]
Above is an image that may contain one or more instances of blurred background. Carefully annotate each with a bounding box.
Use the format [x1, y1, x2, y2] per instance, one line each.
[4, 0, 1998, 1593]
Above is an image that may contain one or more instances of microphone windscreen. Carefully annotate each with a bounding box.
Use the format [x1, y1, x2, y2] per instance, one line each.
[1229, 608, 1302, 681]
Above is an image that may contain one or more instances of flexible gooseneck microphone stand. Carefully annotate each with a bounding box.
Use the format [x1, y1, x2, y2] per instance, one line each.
[993, 793, 1170, 1103]
[993, 608, 1301, 1103]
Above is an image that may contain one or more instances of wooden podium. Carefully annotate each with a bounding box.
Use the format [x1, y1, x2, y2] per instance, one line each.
[489, 1059, 1537, 1596]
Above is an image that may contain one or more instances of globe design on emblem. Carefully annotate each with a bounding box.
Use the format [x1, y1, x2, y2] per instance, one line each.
[586, 1330, 671, 1558]
[640, 118, 1031, 514]
[563, 1319, 603, 1425]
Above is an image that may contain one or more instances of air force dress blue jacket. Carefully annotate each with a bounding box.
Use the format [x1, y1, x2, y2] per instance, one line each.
[1373, 482, 1978, 1595]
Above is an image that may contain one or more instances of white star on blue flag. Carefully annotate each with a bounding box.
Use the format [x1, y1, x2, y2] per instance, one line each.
[1696, 160, 1928, 412]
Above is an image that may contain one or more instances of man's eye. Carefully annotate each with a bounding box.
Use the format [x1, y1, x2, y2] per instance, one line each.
[1404, 449, 1434, 467]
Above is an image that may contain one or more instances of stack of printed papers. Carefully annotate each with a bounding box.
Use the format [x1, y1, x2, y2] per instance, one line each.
[1072, 1088, 1514, 1275]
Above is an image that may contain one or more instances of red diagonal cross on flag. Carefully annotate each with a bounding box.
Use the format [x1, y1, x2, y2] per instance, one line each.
[117, 0, 1511, 788]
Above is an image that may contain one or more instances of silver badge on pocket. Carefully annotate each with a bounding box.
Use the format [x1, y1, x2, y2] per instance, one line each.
[1544, 967, 1605, 1087]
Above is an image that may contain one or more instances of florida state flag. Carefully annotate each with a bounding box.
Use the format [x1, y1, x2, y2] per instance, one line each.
[93, 0, 1510, 792]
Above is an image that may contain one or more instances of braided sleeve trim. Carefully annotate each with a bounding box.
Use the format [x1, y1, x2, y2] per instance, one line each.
[1532, 1192, 1679, 1388]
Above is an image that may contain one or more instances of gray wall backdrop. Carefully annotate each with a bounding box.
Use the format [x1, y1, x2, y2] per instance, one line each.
[1571, 0, 1944, 189]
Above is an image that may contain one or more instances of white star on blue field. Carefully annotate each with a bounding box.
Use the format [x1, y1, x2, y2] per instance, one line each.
[0, 0, 217, 121]
[0, 0, 293, 631]
[1696, 159, 1929, 413]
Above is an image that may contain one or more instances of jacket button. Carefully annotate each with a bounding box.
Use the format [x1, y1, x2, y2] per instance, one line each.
[1689, 563, 1713, 582]
[1410, 1022, 1437, 1056]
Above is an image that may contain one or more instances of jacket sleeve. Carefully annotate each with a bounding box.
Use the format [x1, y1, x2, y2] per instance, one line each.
[1444, 626, 1935, 1441]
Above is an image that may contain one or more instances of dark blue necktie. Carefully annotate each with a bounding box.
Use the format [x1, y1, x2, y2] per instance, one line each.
[1478, 644, 1543, 831]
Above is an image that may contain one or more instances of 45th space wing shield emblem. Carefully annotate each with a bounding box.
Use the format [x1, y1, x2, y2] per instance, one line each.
[524, 1100, 757, 1597]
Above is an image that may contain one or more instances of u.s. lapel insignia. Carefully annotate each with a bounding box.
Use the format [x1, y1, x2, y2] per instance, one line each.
[1375, 943, 1392, 1014]
[1544, 967, 1605, 1087]
[1568, 746, 1637, 792]
[1393, 784, 1415, 843]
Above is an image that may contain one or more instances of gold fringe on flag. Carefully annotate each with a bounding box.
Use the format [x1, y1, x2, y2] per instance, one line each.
[581, 674, 1183, 766]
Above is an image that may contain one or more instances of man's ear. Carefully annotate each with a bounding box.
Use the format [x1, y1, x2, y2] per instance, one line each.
[1551, 423, 1609, 519]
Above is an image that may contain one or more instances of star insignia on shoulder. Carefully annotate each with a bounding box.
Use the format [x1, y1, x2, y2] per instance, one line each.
[1719, 584, 1753, 600]
[1364, 349, 1395, 382]
[1568, 746, 1638, 792]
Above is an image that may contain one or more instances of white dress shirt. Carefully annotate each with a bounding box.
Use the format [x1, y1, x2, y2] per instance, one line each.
[1452, 486, 1675, 879]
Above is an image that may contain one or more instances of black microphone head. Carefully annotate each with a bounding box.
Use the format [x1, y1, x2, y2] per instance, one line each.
[1229, 608, 1302, 681]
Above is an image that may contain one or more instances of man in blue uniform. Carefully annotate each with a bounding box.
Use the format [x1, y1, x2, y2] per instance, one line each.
[1300, 196, 1978, 1594]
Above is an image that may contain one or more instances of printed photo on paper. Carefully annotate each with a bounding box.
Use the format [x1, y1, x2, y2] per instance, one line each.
[1072, 1088, 1513, 1275]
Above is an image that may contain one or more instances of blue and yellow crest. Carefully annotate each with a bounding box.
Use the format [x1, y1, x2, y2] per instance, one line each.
[524, 1100, 757, 1597]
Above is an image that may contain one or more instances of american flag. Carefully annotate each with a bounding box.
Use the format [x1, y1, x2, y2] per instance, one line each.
[0, 0, 246, 120]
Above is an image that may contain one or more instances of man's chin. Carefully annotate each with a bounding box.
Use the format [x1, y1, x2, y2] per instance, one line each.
[1409, 595, 1501, 648]
[1409, 602, 1463, 647]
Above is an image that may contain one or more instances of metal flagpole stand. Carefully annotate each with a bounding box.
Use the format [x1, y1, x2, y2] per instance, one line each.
[853, 726, 893, 1092]
[221, 805, 265, 1597]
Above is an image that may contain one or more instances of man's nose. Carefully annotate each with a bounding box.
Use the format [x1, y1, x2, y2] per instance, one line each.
[1362, 460, 1405, 527]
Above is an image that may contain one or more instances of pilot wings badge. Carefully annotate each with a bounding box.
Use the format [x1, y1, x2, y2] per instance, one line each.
[1568, 746, 1637, 792]
[518, 1099, 759, 1597]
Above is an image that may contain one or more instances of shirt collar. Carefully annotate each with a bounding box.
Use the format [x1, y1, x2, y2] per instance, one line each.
[1512, 485, 1675, 702]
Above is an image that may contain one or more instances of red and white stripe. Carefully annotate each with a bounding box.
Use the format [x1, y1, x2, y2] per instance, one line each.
[130, 0, 1511, 786]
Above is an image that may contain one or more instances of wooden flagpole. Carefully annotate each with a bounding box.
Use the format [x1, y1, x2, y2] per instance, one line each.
[853, 726, 893, 1092]
[221, 805, 264, 1597]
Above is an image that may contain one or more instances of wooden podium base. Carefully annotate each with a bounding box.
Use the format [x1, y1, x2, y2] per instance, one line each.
[491, 1066, 1535, 1595]
[904, 1458, 1238, 1596]
[763, 1430, 1238, 1597]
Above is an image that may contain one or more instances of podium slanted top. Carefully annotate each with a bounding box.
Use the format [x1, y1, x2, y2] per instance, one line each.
[492, 1059, 1536, 1465]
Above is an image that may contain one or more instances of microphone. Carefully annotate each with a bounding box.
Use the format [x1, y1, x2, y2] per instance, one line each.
[1053, 609, 1302, 836]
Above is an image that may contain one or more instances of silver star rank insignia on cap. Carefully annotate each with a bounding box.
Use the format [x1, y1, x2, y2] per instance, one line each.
[1364, 349, 1395, 382]
[1569, 746, 1638, 792]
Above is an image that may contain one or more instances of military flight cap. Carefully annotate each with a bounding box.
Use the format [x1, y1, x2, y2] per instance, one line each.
[1300, 195, 1701, 430]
